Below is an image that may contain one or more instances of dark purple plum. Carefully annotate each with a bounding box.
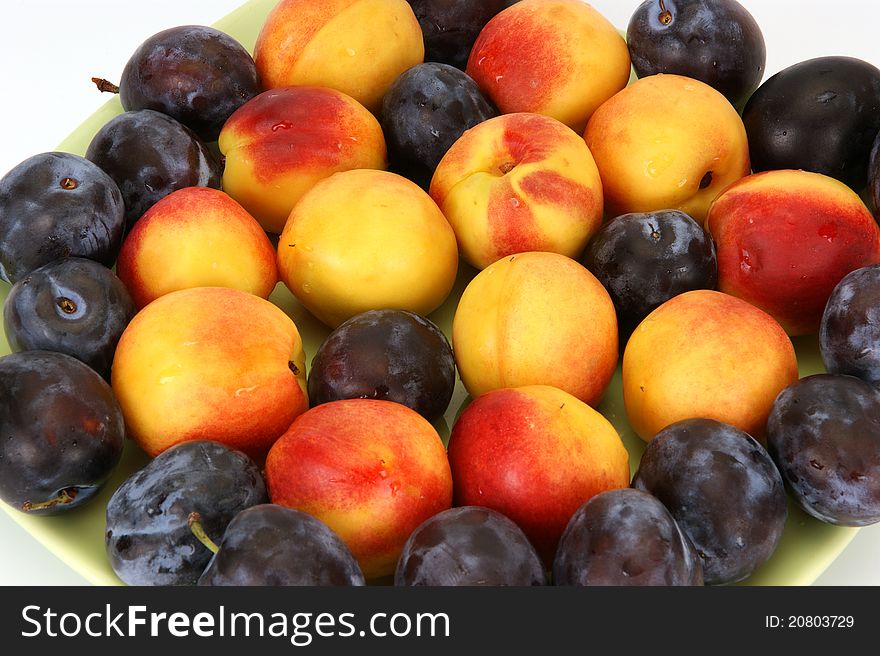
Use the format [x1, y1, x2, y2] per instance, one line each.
[105, 440, 268, 586]
[868, 131, 880, 220]
[381, 62, 498, 189]
[85, 109, 222, 227]
[308, 309, 455, 420]
[627, 0, 766, 108]
[581, 210, 717, 338]
[767, 374, 880, 527]
[408, 1, 517, 71]
[3, 257, 136, 379]
[553, 488, 703, 586]
[632, 418, 787, 585]
[743, 56, 880, 190]
[196, 504, 365, 586]
[118, 25, 260, 142]
[0, 152, 124, 283]
[395, 506, 546, 586]
[820, 264, 880, 386]
[0, 351, 125, 514]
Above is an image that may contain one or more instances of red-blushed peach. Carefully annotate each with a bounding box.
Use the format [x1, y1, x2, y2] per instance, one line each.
[277, 169, 459, 328]
[111, 287, 308, 461]
[218, 86, 387, 234]
[264, 399, 453, 580]
[429, 112, 604, 270]
[466, 0, 630, 133]
[254, 0, 424, 113]
[584, 73, 750, 224]
[706, 170, 880, 336]
[115, 187, 277, 309]
[452, 251, 617, 406]
[447, 385, 630, 563]
[622, 290, 798, 441]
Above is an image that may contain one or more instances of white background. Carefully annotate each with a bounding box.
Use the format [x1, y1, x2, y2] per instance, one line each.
[0, 0, 878, 585]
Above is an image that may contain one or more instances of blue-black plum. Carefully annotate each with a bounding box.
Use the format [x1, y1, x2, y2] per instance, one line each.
[743, 56, 880, 190]
[197, 504, 365, 586]
[395, 506, 546, 586]
[627, 0, 766, 108]
[553, 488, 703, 586]
[632, 418, 787, 585]
[3, 257, 136, 379]
[105, 440, 268, 586]
[767, 374, 880, 527]
[118, 25, 260, 142]
[0, 152, 124, 283]
[85, 109, 222, 227]
[0, 351, 125, 514]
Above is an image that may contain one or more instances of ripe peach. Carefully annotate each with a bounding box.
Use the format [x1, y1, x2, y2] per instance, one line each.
[622, 290, 798, 441]
[466, 0, 630, 132]
[706, 170, 880, 336]
[116, 187, 277, 309]
[430, 113, 604, 270]
[584, 73, 750, 224]
[254, 0, 424, 113]
[111, 287, 309, 460]
[277, 169, 459, 328]
[265, 399, 453, 580]
[452, 251, 617, 406]
[218, 86, 387, 234]
[447, 385, 630, 563]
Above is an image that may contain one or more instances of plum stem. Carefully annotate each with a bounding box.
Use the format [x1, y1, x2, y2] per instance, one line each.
[658, 0, 673, 25]
[22, 488, 78, 512]
[188, 512, 220, 554]
[91, 77, 120, 94]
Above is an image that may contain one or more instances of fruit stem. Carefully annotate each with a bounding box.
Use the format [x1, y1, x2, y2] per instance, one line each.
[91, 77, 120, 94]
[658, 0, 672, 24]
[22, 488, 78, 512]
[188, 512, 220, 554]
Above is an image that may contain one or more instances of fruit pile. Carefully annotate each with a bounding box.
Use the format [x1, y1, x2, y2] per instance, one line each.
[1, 0, 880, 587]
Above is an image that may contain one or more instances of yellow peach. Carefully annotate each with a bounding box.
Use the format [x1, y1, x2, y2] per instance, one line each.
[430, 113, 604, 270]
[277, 169, 459, 328]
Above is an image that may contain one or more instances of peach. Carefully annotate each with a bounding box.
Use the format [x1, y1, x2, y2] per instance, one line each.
[447, 385, 630, 563]
[622, 290, 798, 441]
[452, 251, 617, 406]
[111, 287, 308, 460]
[277, 169, 459, 328]
[115, 187, 277, 309]
[584, 73, 750, 224]
[265, 399, 453, 580]
[218, 86, 387, 234]
[466, 0, 630, 132]
[254, 0, 424, 113]
[430, 113, 604, 270]
[706, 170, 880, 336]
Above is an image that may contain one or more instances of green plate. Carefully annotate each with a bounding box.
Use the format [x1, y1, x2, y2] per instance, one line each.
[0, 0, 859, 586]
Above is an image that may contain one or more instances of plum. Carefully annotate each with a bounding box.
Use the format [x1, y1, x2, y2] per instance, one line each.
[4, 257, 136, 379]
[743, 56, 880, 190]
[196, 505, 365, 586]
[820, 264, 880, 386]
[0, 152, 124, 283]
[767, 374, 880, 526]
[395, 506, 546, 586]
[627, 0, 766, 108]
[0, 351, 125, 514]
[308, 309, 455, 421]
[85, 109, 222, 227]
[381, 62, 497, 189]
[553, 488, 703, 586]
[408, 1, 516, 71]
[581, 209, 717, 339]
[632, 418, 787, 585]
[117, 25, 260, 142]
[105, 440, 268, 585]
